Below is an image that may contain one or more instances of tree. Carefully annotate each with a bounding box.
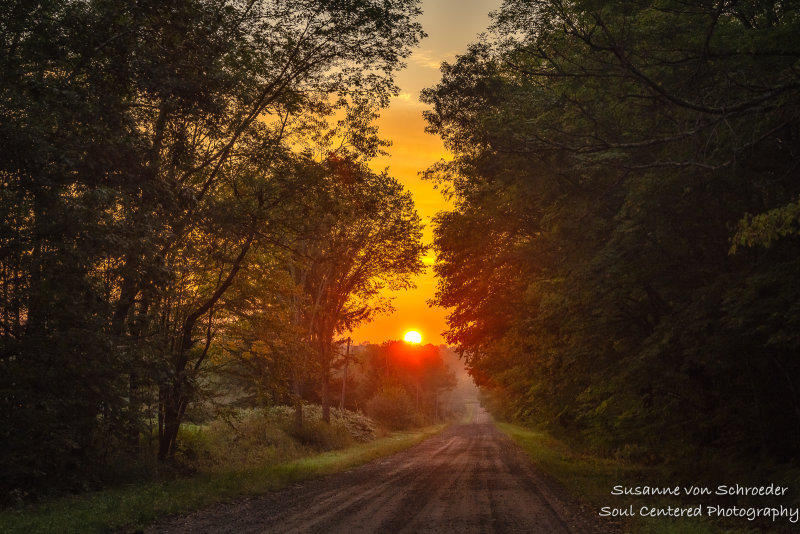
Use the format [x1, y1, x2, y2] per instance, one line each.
[101, 0, 426, 461]
[288, 154, 426, 425]
[360, 341, 456, 428]
[422, 0, 800, 469]
[1, 0, 425, 490]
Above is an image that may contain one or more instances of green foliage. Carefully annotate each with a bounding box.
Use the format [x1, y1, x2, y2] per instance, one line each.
[354, 341, 457, 428]
[423, 0, 800, 476]
[285, 420, 353, 451]
[732, 200, 800, 252]
[0, 423, 445, 534]
[498, 423, 738, 534]
[1, 0, 425, 496]
[173, 405, 376, 471]
[365, 386, 417, 429]
[267, 405, 378, 443]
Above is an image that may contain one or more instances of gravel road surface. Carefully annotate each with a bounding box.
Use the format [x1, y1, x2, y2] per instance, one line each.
[146, 410, 606, 533]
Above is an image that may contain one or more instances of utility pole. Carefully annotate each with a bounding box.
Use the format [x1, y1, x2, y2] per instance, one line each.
[340, 336, 351, 411]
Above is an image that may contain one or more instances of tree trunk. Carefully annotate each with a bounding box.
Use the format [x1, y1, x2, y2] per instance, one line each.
[320, 339, 332, 424]
[157, 383, 181, 462]
[321, 366, 330, 424]
[157, 374, 194, 462]
[293, 370, 304, 430]
[157, 237, 253, 461]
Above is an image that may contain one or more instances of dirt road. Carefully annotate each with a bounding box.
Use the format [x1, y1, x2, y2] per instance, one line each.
[147, 411, 604, 533]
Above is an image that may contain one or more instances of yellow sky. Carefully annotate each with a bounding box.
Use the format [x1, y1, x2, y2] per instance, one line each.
[350, 0, 502, 345]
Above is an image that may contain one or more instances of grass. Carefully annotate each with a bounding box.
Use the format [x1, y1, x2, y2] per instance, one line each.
[496, 422, 760, 534]
[0, 425, 445, 534]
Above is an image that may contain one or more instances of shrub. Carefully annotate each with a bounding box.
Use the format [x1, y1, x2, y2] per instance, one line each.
[365, 387, 416, 430]
[264, 405, 376, 443]
[174, 405, 377, 471]
[286, 420, 353, 450]
[175, 412, 300, 472]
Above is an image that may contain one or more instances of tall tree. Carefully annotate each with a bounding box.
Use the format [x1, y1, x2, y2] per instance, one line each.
[423, 0, 800, 469]
[289, 154, 426, 424]
[1, 0, 425, 488]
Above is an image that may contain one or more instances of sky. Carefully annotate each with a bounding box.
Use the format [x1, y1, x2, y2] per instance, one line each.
[349, 0, 502, 346]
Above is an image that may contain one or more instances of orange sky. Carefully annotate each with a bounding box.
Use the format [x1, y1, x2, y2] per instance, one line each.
[350, 0, 502, 345]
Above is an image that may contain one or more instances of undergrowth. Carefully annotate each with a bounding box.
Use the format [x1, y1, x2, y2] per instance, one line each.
[177, 405, 377, 472]
[0, 405, 441, 534]
[496, 422, 774, 534]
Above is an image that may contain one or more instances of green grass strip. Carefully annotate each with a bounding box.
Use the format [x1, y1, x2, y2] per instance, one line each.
[496, 422, 740, 534]
[0, 425, 445, 534]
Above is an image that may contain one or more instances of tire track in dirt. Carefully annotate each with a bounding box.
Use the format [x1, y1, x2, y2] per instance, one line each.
[145, 410, 611, 533]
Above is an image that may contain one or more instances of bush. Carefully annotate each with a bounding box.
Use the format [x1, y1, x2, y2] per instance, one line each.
[263, 405, 376, 443]
[174, 405, 377, 471]
[286, 420, 353, 450]
[365, 387, 416, 430]
[175, 412, 300, 472]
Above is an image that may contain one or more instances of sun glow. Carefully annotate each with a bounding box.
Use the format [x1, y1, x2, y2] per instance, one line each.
[403, 330, 422, 344]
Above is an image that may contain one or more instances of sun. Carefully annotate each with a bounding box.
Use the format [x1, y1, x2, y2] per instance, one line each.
[403, 330, 422, 344]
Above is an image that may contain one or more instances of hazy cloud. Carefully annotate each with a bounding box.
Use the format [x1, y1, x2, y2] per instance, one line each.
[409, 49, 456, 70]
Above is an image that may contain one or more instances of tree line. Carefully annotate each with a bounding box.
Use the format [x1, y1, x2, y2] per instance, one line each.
[352, 341, 457, 427]
[424, 0, 800, 473]
[0, 0, 425, 497]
